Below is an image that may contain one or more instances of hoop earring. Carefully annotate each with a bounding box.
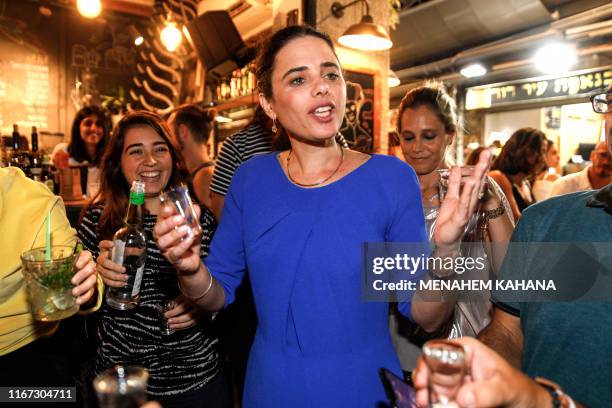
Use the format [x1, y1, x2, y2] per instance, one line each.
[272, 117, 278, 134]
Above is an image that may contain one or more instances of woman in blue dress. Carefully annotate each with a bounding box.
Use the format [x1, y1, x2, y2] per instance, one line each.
[154, 26, 491, 407]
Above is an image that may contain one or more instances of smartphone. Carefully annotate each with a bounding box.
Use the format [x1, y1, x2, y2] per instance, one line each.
[379, 368, 418, 408]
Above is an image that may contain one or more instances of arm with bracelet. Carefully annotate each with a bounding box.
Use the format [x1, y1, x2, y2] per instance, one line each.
[411, 151, 493, 332]
[480, 176, 515, 274]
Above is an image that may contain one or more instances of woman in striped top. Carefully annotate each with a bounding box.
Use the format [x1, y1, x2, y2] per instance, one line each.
[78, 111, 230, 408]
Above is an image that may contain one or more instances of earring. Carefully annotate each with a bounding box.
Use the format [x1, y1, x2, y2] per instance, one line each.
[272, 117, 278, 134]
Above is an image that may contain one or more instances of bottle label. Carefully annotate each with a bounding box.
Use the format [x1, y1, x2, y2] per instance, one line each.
[131, 263, 145, 297]
[111, 240, 126, 264]
[129, 191, 145, 205]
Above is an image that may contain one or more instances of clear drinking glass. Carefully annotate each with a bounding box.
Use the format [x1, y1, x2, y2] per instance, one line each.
[422, 340, 467, 408]
[20, 246, 79, 321]
[93, 365, 148, 408]
[159, 184, 202, 239]
[157, 299, 175, 336]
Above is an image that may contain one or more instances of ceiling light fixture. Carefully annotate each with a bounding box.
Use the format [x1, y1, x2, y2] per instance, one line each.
[533, 42, 577, 74]
[460, 63, 487, 78]
[332, 0, 392, 51]
[388, 70, 400, 87]
[160, 14, 182, 52]
[77, 0, 102, 19]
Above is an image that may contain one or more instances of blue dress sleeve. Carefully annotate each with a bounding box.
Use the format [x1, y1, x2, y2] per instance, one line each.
[385, 162, 429, 321]
[204, 166, 247, 307]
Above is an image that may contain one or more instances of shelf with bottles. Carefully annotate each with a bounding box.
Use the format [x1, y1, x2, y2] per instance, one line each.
[214, 63, 257, 105]
[1, 124, 57, 193]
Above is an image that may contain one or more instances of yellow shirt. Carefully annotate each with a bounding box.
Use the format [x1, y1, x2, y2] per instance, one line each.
[0, 167, 101, 356]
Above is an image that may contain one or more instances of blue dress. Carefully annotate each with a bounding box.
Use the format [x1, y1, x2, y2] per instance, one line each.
[206, 153, 428, 407]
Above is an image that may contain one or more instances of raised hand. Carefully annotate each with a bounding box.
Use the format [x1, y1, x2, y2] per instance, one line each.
[434, 149, 491, 249]
[153, 203, 202, 274]
[413, 337, 550, 408]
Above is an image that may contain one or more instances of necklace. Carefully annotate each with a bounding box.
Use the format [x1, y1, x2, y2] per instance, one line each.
[286, 147, 344, 187]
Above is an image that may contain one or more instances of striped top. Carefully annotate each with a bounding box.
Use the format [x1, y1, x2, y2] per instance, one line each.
[210, 124, 273, 197]
[78, 205, 219, 397]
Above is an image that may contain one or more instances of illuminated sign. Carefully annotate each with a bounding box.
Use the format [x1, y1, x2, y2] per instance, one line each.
[465, 68, 612, 110]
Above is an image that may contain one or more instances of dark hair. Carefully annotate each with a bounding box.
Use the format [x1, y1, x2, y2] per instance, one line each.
[545, 138, 555, 152]
[68, 106, 109, 165]
[170, 104, 216, 145]
[491, 127, 546, 176]
[90, 111, 190, 239]
[396, 83, 459, 135]
[255, 25, 338, 151]
[466, 147, 486, 166]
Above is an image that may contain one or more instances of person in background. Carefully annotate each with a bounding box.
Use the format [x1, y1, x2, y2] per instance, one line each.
[549, 140, 611, 197]
[209, 105, 273, 220]
[531, 139, 561, 202]
[52, 105, 109, 199]
[79, 111, 229, 408]
[465, 146, 487, 166]
[167, 104, 217, 209]
[154, 25, 490, 407]
[391, 84, 514, 373]
[475, 86, 612, 407]
[489, 128, 546, 221]
[0, 166, 100, 389]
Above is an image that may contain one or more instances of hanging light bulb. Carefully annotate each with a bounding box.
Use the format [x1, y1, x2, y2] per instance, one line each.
[160, 15, 182, 52]
[77, 0, 102, 19]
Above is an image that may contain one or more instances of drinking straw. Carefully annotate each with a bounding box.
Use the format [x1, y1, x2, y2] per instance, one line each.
[45, 211, 51, 262]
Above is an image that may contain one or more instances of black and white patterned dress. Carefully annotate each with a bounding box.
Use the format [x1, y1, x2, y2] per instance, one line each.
[78, 205, 219, 397]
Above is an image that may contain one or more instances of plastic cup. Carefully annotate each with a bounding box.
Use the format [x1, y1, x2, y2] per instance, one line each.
[159, 184, 202, 240]
[20, 245, 78, 321]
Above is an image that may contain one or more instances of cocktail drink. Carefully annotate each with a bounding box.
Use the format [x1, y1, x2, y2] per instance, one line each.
[93, 365, 148, 408]
[20, 245, 78, 321]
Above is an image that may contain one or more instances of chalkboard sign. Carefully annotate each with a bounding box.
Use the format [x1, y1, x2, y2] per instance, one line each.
[0, 2, 145, 143]
[0, 2, 60, 136]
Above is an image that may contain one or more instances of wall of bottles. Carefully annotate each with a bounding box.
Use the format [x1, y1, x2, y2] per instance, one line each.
[215, 64, 257, 102]
[1, 124, 57, 192]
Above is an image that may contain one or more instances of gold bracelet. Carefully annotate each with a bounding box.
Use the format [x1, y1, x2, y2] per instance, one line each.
[179, 267, 214, 301]
[482, 203, 505, 223]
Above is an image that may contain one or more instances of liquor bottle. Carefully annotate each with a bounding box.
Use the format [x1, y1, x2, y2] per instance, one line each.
[9, 124, 30, 176]
[9, 124, 21, 170]
[107, 180, 147, 310]
[30, 126, 43, 182]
